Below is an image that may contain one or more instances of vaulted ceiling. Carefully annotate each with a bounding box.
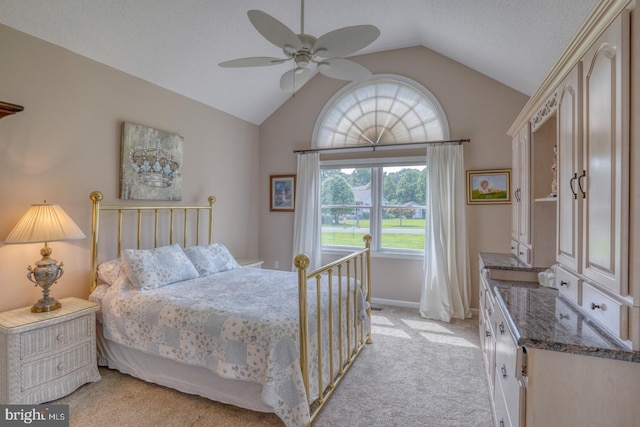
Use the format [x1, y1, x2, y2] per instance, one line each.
[0, 0, 598, 125]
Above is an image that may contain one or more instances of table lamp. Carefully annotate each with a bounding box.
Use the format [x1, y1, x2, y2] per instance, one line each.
[4, 202, 85, 312]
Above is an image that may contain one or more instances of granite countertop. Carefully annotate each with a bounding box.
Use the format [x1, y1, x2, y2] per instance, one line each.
[479, 253, 640, 363]
[478, 252, 548, 272]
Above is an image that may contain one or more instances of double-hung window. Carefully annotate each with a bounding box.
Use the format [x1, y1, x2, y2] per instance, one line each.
[321, 158, 426, 256]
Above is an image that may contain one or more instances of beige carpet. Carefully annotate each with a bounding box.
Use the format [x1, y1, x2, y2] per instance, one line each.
[52, 305, 493, 426]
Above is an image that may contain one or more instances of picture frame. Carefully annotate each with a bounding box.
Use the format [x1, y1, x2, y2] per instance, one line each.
[466, 169, 511, 204]
[120, 121, 183, 200]
[270, 175, 296, 212]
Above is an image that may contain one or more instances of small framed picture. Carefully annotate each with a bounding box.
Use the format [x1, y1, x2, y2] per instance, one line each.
[466, 169, 511, 204]
[270, 175, 296, 212]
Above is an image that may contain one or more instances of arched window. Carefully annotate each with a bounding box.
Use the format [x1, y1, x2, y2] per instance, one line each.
[315, 76, 449, 256]
[313, 75, 450, 149]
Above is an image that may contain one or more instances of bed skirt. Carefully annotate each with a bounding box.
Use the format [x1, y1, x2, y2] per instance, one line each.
[96, 325, 273, 413]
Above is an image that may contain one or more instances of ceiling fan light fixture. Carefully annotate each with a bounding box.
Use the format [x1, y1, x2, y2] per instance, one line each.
[314, 47, 328, 57]
[294, 67, 306, 75]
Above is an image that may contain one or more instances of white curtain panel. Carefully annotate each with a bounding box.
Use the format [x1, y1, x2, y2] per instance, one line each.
[420, 144, 471, 322]
[292, 152, 322, 271]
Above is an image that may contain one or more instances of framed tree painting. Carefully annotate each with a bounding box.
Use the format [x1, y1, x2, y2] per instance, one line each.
[466, 169, 511, 204]
[270, 175, 296, 212]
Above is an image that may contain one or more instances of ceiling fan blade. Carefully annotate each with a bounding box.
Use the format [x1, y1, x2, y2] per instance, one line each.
[248, 10, 302, 52]
[280, 68, 312, 93]
[219, 56, 288, 67]
[317, 58, 372, 82]
[313, 25, 380, 59]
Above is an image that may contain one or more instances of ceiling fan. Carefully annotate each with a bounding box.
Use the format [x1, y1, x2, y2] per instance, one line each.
[219, 0, 380, 93]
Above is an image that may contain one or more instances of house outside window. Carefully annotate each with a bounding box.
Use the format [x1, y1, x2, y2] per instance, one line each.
[314, 75, 449, 257]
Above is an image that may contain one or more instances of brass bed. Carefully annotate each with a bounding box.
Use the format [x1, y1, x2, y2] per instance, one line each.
[88, 191, 372, 426]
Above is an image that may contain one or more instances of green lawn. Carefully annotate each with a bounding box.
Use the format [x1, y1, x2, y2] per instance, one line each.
[322, 218, 425, 249]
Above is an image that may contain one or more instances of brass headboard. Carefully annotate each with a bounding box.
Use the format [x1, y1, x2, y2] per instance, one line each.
[89, 191, 215, 292]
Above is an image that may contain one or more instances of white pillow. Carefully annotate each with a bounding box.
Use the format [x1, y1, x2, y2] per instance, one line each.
[183, 243, 241, 276]
[121, 244, 199, 290]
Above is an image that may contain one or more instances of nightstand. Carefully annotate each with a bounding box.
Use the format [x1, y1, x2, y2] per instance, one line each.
[0, 297, 101, 404]
[237, 258, 264, 269]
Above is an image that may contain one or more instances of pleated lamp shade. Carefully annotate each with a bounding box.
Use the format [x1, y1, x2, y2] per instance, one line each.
[5, 203, 85, 244]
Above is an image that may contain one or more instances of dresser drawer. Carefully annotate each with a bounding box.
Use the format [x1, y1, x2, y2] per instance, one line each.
[21, 341, 94, 390]
[555, 266, 581, 305]
[581, 282, 628, 340]
[20, 315, 92, 359]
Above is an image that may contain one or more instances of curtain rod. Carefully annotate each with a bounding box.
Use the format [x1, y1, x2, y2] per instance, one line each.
[292, 138, 470, 154]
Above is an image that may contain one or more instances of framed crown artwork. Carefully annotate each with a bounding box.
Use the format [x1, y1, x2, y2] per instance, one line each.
[120, 122, 184, 200]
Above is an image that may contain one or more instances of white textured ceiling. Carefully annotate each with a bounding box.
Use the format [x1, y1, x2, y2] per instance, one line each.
[0, 0, 598, 125]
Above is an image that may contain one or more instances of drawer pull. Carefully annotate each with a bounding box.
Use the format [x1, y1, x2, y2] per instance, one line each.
[501, 364, 507, 379]
[499, 420, 505, 427]
[488, 308, 492, 316]
[559, 313, 570, 320]
[591, 302, 605, 311]
[560, 280, 568, 287]
[485, 330, 491, 338]
[499, 322, 505, 335]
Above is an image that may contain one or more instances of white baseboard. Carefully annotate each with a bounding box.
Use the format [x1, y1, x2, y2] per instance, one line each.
[371, 298, 419, 309]
[371, 298, 480, 319]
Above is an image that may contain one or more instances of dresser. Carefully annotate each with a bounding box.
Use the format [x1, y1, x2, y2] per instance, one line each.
[0, 297, 101, 404]
[479, 253, 640, 427]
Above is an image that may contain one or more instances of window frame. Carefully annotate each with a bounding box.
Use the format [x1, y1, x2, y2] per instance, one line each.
[320, 156, 426, 260]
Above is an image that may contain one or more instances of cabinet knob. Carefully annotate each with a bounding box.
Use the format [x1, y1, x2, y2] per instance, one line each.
[56, 334, 64, 341]
[57, 362, 65, 371]
[560, 280, 568, 287]
[499, 322, 505, 335]
[499, 420, 505, 427]
[501, 364, 507, 379]
[485, 330, 491, 337]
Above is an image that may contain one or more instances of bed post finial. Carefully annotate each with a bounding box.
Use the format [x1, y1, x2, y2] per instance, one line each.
[90, 191, 103, 202]
[294, 254, 310, 270]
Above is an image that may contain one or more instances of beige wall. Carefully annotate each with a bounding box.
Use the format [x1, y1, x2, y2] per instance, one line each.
[0, 25, 260, 312]
[258, 46, 528, 308]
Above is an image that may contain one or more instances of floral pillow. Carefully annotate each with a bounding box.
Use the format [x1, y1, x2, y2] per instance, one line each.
[183, 243, 241, 276]
[121, 244, 199, 290]
[97, 258, 123, 286]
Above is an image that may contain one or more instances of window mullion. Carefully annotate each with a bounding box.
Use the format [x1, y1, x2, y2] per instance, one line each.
[370, 167, 382, 252]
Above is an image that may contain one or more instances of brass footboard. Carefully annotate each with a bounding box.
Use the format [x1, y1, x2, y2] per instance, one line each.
[295, 235, 373, 423]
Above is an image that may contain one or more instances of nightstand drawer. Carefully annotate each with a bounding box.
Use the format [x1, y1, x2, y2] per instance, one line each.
[20, 316, 92, 359]
[21, 341, 94, 390]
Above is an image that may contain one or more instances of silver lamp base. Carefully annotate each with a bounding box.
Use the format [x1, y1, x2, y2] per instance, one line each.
[27, 243, 65, 313]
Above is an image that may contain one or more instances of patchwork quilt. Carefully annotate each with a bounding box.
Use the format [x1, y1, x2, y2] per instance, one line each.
[96, 267, 368, 427]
